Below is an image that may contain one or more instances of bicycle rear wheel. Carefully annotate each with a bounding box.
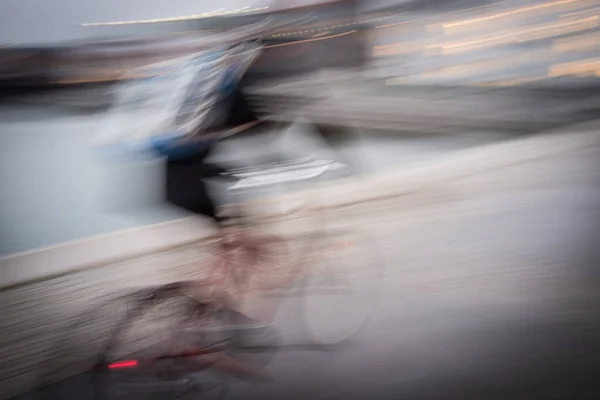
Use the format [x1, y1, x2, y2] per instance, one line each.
[93, 282, 234, 400]
[301, 230, 384, 346]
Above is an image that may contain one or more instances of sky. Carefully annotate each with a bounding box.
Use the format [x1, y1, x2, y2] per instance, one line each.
[0, 0, 270, 45]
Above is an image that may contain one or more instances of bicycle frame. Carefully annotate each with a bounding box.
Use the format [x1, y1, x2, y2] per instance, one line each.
[196, 159, 332, 323]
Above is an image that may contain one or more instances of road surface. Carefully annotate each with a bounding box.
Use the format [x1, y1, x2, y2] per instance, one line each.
[15, 127, 600, 399]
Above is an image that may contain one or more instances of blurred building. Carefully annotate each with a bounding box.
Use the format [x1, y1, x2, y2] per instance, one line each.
[1, 0, 600, 89]
[368, 0, 600, 87]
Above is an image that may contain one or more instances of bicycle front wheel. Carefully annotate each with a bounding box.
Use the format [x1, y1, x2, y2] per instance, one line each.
[301, 229, 384, 346]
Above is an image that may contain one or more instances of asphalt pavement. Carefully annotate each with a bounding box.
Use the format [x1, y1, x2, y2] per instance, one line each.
[15, 126, 600, 400]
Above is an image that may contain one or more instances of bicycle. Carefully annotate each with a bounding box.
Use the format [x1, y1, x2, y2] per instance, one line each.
[89, 156, 384, 400]
[65, 9, 382, 398]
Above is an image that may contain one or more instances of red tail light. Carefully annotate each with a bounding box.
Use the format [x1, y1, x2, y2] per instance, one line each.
[108, 360, 138, 369]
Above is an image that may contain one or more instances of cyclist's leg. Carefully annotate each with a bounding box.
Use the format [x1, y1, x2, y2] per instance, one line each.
[165, 150, 229, 226]
[314, 122, 361, 175]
